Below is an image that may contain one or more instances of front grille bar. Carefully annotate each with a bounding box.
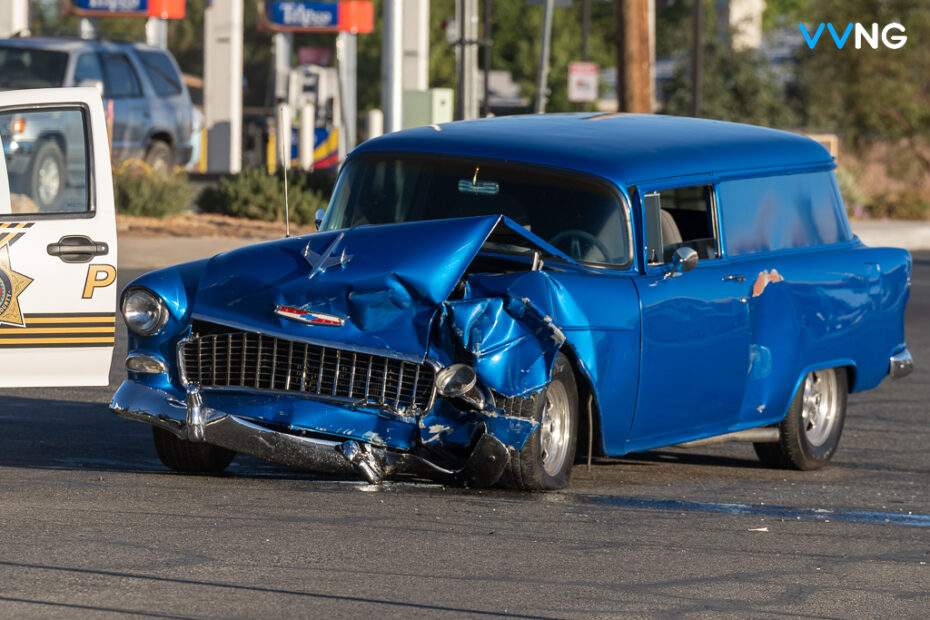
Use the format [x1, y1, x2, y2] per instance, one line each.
[180, 326, 437, 414]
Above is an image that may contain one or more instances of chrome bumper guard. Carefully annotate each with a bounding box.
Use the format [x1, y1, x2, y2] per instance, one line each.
[111, 381, 509, 486]
[889, 348, 914, 379]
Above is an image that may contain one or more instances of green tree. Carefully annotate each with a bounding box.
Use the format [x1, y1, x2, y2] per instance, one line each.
[793, 0, 930, 145]
[662, 37, 796, 127]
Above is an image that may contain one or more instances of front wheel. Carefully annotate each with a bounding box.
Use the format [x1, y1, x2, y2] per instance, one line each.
[754, 367, 847, 470]
[152, 426, 235, 474]
[499, 353, 579, 490]
[29, 140, 65, 211]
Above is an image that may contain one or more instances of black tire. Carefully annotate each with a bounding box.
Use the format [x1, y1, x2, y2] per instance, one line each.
[754, 367, 847, 470]
[28, 140, 65, 211]
[152, 426, 235, 474]
[144, 140, 174, 175]
[499, 353, 579, 490]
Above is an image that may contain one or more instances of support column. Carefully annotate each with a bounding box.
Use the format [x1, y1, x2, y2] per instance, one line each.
[402, 0, 429, 91]
[0, 0, 28, 38]
[146, 18, 168, 49]
[337, 32, 358, 152]
[204, 0, 243, 174]
[382, 0, 404, 133]
[273, 33, 293, 103]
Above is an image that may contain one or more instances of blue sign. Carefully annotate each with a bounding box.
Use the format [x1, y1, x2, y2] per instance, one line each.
[70, 0, 149, 16]
[265, 2, 339, 31]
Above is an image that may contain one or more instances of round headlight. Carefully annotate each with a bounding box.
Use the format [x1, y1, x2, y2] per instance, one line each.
[435, 364, 477, 398]
[122, 288, 168, 336]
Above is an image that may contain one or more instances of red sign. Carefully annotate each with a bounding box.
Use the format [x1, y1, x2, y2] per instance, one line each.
[148, 0, 185, 19]
[568, 61, 599, 103]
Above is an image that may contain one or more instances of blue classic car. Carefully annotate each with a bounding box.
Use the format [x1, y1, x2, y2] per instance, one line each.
[111, 114, 912, 490]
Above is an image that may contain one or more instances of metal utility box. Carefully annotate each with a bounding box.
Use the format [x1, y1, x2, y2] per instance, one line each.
[402, 88, 453, 129]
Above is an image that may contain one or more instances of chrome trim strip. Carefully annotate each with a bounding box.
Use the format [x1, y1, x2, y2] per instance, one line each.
[890, 348, 913, 380]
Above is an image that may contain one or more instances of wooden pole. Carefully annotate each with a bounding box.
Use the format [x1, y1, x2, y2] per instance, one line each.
[614, 0, 652, 113]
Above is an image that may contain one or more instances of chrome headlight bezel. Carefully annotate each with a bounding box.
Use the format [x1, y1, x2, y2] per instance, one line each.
[121, 287, 169, 336]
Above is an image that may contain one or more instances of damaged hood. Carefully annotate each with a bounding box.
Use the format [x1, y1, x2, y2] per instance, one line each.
[191, 215, 575, 361]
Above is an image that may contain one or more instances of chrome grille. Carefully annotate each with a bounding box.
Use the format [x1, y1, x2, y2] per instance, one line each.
[180, 326, 436, 412]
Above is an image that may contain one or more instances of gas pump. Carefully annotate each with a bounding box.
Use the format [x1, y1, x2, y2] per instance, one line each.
[288, 64, 341, 169]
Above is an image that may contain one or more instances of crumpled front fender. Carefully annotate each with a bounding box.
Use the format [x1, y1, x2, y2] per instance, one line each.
[444, 287, 566, 398]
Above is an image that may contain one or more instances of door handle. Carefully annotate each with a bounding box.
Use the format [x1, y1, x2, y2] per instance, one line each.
[47, 235, 109, 263]
[722, 274, 746, 283]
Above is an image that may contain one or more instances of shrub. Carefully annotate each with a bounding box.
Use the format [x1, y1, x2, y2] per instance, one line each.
[197, 167, 332, 226]
[867, 192, 930, 220]
[834, 165, 869, 216]
[114, 160, 190, 218]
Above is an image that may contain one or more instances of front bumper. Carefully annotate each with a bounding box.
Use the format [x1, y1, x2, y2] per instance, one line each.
[889, 347, 914, 379]
[111, 380, 515, 486]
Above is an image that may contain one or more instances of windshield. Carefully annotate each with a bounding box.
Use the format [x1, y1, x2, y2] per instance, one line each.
[0, 48, 68, 90]
[323, 155, 630, 266]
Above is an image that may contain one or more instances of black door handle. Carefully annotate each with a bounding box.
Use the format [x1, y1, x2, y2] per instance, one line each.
[47, 235, 109, 263]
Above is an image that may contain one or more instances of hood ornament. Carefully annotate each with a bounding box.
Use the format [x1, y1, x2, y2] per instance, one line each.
[303, 232, 353, 280]
[275, 305, 346, 327]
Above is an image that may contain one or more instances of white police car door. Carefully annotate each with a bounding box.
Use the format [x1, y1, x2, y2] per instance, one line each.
[0, 88, 117, 387]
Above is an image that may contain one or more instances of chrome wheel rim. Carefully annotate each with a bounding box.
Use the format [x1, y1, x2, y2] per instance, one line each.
[801, 369, 839, 447]
[540, 380, 571, 476]
[37, 156, 61, 205]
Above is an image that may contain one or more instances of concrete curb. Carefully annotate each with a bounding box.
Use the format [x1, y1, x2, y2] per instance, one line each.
[116, 221, 930, 271]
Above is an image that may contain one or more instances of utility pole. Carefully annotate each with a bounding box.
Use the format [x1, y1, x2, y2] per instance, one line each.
[692, 0, 703, 117]
[614, 0, 653, 113]
[482, 0, 491, 118]
[455, 0, 479, 120]
[534, 0, 555, 114]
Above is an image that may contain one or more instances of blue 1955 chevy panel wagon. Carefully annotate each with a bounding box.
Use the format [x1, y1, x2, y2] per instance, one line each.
[112, 114, 912, 490]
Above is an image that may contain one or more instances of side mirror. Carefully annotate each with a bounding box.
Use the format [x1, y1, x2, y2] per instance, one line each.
[665, 247, 698, 279]
[78, 79, 104, 98]
[314, 208, 326, 229]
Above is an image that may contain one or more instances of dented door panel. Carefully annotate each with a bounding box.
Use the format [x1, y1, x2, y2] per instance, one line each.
[735, 242, 911, 428]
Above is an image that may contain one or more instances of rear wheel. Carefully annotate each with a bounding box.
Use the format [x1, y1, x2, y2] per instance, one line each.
[144, 140, 173, 175]
[499, 353, 578, 490]
[152, 426, 235, 474]
[754, 367, 847, 470]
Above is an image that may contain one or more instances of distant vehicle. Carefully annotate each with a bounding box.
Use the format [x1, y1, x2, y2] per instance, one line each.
[111, 114, 912, 490]
[0, 37, 193, 207]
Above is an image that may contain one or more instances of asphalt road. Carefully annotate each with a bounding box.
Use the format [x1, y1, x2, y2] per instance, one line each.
[1, 261, 928, 619]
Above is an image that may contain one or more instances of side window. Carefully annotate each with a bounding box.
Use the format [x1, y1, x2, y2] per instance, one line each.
[644, 185, 719, 265]
[136, 50, 182, 97]
[74, 53, 104, 85]
[718, 172, 851, 256]
[102, 54, 142, 98]
[0, 108, 90, 214]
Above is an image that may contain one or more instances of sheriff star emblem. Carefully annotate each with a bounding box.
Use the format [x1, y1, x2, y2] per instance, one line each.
[0, 243, 32, 327]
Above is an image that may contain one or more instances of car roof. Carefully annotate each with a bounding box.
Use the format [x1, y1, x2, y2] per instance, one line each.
[0, 37, 162, 55]
[351, 113, 835, 187]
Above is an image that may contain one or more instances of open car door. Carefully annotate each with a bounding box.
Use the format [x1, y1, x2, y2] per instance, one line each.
[0, 87, 117, 387]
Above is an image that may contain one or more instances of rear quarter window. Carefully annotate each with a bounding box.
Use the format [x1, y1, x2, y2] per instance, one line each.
[136, 50, 182, 97]
[717, 171, 851, 257]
